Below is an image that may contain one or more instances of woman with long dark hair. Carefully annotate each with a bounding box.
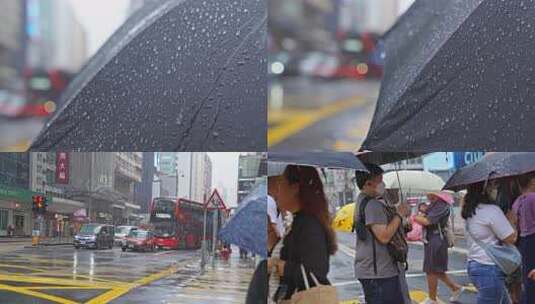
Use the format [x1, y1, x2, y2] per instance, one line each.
[267, 165, 337, 302]
[463, 181, 517, 304]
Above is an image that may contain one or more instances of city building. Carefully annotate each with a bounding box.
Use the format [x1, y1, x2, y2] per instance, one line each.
[0, 0, 26, 112]
[114, 153, 143, 224]
[237, 152, 266, 204]
[156, 153, 212, 203]
[0, 153, 33, 236]
[160, 175, 177, 198]
[134, 152, 155, 213]
[158, 153, 178, 176]
[175, 153, 193, 200]
[26, 0, 87, 73]
[67, 153, 142, 225]
[191, 153, 212, 203]
[29, 152, 85, 238]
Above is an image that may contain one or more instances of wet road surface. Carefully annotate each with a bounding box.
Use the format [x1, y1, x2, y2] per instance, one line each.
[268, 77, 379, 151]
[332, 232, 478, 304]
[0, 245, 199, 303]
[117, 251, 256, 304]
[0, 117, 43, 151]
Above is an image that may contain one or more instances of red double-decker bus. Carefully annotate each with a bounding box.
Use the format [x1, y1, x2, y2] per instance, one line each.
[149, 197, 216, 250]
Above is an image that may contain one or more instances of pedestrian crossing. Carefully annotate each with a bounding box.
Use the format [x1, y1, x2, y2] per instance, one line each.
[334, 243, 478, 304]
[169, 256, 257, 304]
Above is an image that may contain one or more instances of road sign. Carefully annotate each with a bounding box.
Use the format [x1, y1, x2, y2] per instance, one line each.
[204, 189, 227, 210]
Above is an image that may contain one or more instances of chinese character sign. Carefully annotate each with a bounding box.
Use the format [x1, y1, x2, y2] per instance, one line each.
[56, 152, 69, 184]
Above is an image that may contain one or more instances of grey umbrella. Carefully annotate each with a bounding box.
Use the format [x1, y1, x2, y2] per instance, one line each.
[30, 0, 266, 151]
[444, 152, 535, 191]
[362, 0, 535, 151]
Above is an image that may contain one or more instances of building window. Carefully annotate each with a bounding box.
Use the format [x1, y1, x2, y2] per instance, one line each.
[0, 209, 8, 231]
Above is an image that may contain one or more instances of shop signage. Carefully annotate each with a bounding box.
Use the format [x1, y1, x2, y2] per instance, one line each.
[56, 152, 69, 184]
[73, 208, 86, 217]
[453, 152, 485, 169]
[0, 184, 45, 203]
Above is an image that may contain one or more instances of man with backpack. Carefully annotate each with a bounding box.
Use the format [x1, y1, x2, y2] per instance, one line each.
[353, 163, 411, 304]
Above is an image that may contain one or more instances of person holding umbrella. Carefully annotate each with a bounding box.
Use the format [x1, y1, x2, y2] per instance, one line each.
[512, 172, 535, 303]
[267, 165, 338, 303]
[462, 181, 518, 304]
[413, 191, 465, 304]
[353, 163, 411, 304]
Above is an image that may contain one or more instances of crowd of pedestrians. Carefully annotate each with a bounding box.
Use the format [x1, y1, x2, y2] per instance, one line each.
[256, 162, 535, 304]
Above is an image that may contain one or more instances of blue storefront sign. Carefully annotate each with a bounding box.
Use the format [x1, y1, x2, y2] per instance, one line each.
[453, 152, 485, 169]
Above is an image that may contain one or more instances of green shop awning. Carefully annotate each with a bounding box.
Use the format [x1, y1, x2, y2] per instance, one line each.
[0, 184, 51, 204]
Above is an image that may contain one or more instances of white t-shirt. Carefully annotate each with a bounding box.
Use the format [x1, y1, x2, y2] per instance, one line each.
[267, 195, 285, 237]
[465, 204, 515, 265]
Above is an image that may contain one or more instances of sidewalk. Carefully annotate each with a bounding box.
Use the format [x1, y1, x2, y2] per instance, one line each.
[0, 236, 74, 248]
[171, 248, 257, 303]
[0, 236, 31, 243]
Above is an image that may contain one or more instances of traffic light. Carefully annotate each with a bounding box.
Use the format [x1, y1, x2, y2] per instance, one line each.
[43, 197, 49, 213]
[32, 195, 48, 214]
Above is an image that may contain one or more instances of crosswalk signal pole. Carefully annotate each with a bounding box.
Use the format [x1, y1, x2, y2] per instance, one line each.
[200, 207, 207, 273]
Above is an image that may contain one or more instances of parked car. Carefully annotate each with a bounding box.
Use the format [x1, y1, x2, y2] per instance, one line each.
[73, 224, 114, 249]
[114, 225, 138, 247]
[122, 230, 156, 252]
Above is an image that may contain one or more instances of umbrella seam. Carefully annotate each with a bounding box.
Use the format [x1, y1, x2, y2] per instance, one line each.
[180, 13, 267, 150]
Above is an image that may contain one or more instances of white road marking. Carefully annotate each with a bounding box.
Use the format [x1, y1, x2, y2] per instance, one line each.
[407, 241, 469, 255]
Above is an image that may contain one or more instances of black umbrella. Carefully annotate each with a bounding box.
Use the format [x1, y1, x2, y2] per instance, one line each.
[30, 0, 266, 151]
[268, 151, 368, 172]
[356, 151, 423, 166]
[362, 0, 535, 151]
[444, 152, 535, 191]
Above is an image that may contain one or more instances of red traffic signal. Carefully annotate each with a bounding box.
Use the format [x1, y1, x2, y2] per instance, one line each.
[32, 195, 48, 214]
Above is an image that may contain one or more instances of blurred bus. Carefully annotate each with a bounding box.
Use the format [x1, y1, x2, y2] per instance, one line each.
[19, 68, 74, 117]
[149, 197, 223, 250]
[335, 32, 384, 80]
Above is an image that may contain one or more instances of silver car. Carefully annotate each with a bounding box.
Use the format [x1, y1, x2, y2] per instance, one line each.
[114, 226, 138, 247]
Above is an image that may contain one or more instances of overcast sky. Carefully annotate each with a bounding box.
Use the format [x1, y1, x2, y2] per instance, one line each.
[207, 153, 239, 207]
[69, 0, 130, 56]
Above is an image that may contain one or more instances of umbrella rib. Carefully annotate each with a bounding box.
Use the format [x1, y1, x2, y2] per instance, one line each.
[179, 13, 267, 150]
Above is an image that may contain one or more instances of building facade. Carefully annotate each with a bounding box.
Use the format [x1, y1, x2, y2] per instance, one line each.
[237, 152, 266, 204]
[26, 0, 87, 73]
[134, 152, 155, 213]
[0, 0, 26, 108]
[0, 153, 33, 236]
[157, 153, 212, 203]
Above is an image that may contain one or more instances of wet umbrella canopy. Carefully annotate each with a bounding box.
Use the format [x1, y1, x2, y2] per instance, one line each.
[268, 151, 368, 171]
[219, 184, 267, 258]
[444, 152, 535, 191]
[30, 0, 266, 151]
[362, 0, 535, 151]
